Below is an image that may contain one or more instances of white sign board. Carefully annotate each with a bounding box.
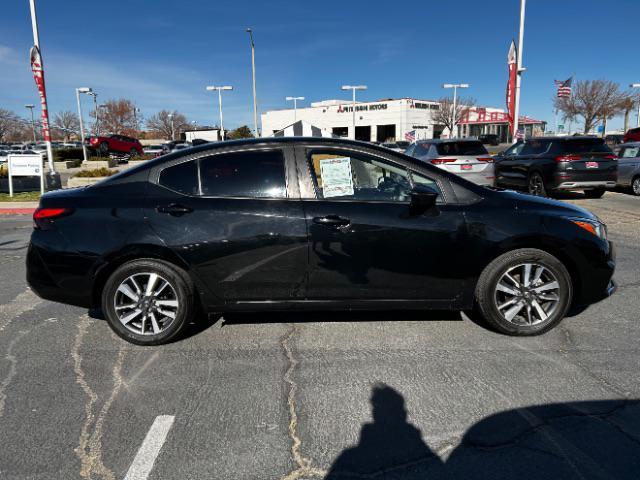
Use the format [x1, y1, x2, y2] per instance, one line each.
[7, 154, 44, 197]
[320, 157, 354, 198]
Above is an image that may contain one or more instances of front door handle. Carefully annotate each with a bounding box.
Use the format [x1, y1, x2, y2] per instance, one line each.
[156, 203, 194, 216]
[313, 215, 350, 228]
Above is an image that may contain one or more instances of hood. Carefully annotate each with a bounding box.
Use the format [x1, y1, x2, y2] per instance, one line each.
[489, 188, 600, 222]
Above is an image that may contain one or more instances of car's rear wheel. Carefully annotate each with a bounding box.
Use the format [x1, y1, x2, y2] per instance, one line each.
[584, 188, 606, 199]
[475, 248, 572, 336]
[631, 176, 640, 196]
[99, 141, 109, 155]
[528, 172, 547, 197]
[102, 259, 195, 345]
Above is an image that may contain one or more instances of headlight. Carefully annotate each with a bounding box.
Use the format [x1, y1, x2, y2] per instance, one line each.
[569, 218, 607, 241]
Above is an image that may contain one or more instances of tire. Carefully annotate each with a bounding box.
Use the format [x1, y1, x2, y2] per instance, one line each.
[99, 141, 109, 155]
[102, 259, 195, 345]
[631, 176, 640, 196]
[129, 148, 138, 158]
[475, 248, 572, 336]
[584, 188, 606, 199]
[528, 172, 547, 197]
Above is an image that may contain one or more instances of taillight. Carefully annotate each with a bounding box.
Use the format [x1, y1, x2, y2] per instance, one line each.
[476, 157, 494, 163]
[33, 207, 73, 229]
[603, 155, 617, 160]
[431, 158, 457, 165]
[554, 155, 581, 162]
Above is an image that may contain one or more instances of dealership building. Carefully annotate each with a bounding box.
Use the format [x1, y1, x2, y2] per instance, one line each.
[261, 98, 545, 142]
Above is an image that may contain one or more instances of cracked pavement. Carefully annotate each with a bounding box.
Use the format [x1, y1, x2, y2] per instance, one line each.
[0, 191, 639, 479]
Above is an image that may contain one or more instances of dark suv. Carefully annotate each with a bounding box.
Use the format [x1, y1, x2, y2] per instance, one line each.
[494, 137, 617, 198]
[479, 134, 500, 146]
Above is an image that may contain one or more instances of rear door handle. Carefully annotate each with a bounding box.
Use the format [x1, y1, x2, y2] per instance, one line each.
[312, 215, 350, 227]
[156, 204, 193, 216]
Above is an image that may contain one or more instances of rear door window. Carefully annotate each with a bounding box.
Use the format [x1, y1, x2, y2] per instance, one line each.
[435, 142, 488, 156]
[520, 140, 551, 155]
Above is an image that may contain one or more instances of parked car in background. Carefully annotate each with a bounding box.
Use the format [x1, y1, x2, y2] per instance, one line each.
[479, 134, 500, 146]
[169, 142, 191, 152]
[0, 150, 8, 164]
[27, 137, 616, 345]
[404, 139, 495, 186]
[494, 136, 617, 198]
[381, 142, 404, 153]
[604, 134, 625, 147]
[623, 127, 640, 143]
[143, 144, 169, 157]
[395, 141, 410, 151]
[87, 134, 143, 156]
[615, 142, 640, 195]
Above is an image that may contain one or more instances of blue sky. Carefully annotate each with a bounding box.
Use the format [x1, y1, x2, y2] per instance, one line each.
[1, 0, 638, 131]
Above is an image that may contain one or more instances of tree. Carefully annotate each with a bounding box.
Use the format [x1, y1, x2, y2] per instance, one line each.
[432, 96, 476, 137]
[146, 110, 189, 140]
[555, 80, 631, 134]
[227, 125, 254, 139]
[52, 110, 80, 141]
[0, 108, 21, 142]
[98, 99, 139, 136]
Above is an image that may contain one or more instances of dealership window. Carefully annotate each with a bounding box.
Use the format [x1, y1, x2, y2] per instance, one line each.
[307, 151, 441, 202]
[199, 150, 287, 198]
[158, 160, 199, 195]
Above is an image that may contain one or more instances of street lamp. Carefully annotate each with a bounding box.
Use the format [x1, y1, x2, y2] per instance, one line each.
[341, 85, 367, 140]
[631, 83, 640, 128]
[167, 113, 174, 141]
[75, 87, 92, 162]
[25, 104, 36, 143]
[442, 83, 469, 138]
[206, 85, 233, 141]
[285, 96, 305, 122]
[246, 28, 259, 137]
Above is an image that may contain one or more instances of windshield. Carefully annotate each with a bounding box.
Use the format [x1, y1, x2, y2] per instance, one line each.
[436, 141, 488, 156]
[562, 139, 612, 154]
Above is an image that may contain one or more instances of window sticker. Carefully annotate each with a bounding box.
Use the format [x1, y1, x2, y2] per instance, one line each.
[319, 157, 354, 198]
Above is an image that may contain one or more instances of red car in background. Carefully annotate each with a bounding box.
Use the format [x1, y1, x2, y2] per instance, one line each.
[87, 134, 144, 156]
[623, 127, 640, 143]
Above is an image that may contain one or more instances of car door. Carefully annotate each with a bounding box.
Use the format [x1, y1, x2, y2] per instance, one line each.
[617, 145, 640, 186]
[494, 142, 524, 187]
[144, 145, 308, 305]
[294, 145, 468, 303]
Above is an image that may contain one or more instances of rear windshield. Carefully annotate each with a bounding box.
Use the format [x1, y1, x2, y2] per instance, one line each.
[561, 139, 612, 154]
[436, 141, 488, 156]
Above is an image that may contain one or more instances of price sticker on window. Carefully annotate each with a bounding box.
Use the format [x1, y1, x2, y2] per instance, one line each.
[320, 157, 354, 198]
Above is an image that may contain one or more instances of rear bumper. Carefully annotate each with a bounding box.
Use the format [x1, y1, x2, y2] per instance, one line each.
[555, 180, 616, 190]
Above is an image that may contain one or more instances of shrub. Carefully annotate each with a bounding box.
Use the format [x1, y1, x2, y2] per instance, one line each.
[131, 154, 155, 161]
[87, 156, 113, 162]
[53, 147, 84, 162]
[0, 166, 7, 178]
[73, 168, 117, 178]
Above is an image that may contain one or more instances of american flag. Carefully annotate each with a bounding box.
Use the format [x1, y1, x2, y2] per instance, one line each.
[515, 129, 525, 140]
[405, 130, 416, 142]
[554, 77, 572, 98]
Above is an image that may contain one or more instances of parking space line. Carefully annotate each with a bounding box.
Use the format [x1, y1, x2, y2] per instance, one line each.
[123, 415, 175, 480]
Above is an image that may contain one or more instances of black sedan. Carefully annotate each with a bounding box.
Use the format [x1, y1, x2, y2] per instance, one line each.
[27, 137, 616, 345]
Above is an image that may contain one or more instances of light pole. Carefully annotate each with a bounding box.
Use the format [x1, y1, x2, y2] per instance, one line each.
[25, 104, 37, 142]
[442, 83, 469, 138]
[75, 87, 92, 162]
[167, 113, 174, 141]
[285, 96, 305, 122]
[512, 0, 527, 142]
[631, 83, 640, 128]
[206, 85, 233, 140]
[341, 85, 367, 140]
[246, 28, 259, 137]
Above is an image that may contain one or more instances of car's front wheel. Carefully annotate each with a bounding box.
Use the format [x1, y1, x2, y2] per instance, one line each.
[102, 259, 195, 345]
[475, 248, 572, 336]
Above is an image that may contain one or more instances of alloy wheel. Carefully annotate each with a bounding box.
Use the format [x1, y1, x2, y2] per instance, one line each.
[494, 263, 561, 326]
[633, 178, 640, 196]
[528, 175, 545, 196]
[113, 272, 179, 335]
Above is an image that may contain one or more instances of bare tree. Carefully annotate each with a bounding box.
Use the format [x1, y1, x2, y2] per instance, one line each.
[555, 80, 631, 134]
[52, 110, 80, 141]
[146, 110, 189, 140]
[98, 99, 139, 136]
[432, 96, 476, 137]
[0, 108, 21, 142]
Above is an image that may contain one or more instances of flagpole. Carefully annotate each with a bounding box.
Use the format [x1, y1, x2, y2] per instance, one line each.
[512, 0, 526, 142]
[28, 0, 55, 175]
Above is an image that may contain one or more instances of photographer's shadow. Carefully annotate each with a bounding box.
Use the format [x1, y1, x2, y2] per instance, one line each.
[326, 384, 443, 479]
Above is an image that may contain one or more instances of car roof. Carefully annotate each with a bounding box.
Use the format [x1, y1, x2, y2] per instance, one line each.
[620, 141, 640, 146]
[416, 138, 482, 144]
[526, 136, 603, 141]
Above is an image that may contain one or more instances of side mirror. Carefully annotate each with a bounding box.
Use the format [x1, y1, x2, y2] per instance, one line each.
[409, 185, 438, 215]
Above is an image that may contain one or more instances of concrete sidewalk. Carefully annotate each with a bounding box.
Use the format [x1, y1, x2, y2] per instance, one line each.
[0, 201, 39, 215]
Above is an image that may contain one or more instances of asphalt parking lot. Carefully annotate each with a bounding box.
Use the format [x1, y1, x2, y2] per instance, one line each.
[1, 191, 639, 480]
